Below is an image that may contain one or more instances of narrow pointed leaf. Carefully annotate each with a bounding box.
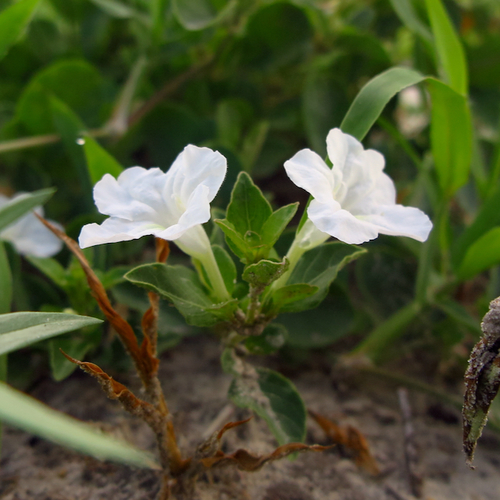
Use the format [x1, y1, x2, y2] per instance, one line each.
[425, 0, 468, 95]
[83, 135, 124, 185]
[226, 172, 272, 236]
[0, 381, 157, 468]
[0, 243, 12, 314]
[260, 203, 299, 248]
[457, 228, 500, 280]
[427, 78, 472, 196]
[0, 188, 55, 232]
[340, 67, 426, 140]
[0, 312, 102, 356]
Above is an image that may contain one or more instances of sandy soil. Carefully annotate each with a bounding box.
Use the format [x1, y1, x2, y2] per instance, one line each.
[1, 335, 500, 500]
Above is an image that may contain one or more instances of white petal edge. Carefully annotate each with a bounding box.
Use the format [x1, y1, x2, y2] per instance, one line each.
[284, 149, 335, 203]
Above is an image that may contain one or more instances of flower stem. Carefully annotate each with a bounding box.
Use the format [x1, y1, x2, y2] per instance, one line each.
[197, 246, 231, 303]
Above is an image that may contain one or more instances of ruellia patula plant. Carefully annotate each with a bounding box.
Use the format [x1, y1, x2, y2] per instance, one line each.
[24, 130, 431, 498]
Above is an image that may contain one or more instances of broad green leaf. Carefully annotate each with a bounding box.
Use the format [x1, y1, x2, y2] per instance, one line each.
[242, 259, 289, 288]
[245, 323, 288, 355]
[83, 135, 124, 186]
[427, 78, 472, 196]
[226, 172, 273, 237]
[285, 242, 366, 311]
[388, 0, 433, 45]
[265, 284, 318, 315]
[16, 59, 107, 135]
[228, 366, 306, 445]
[280, 287, 354, 348]
[458, 227, 500, 280]
[0, 243, 12, 314]
[452, 185, 500, 271]
[0, 0, 39, 60]
[0, 312, 102, 356]
[425, 0, 468, 95]
[172, 0, 235, 30]
[340, 67, 426, 141]
[260, 203, 299, 249]
[125, 264, 237, 327]
[212, 245, 236, 295]
[0, 188, 55, 233]
[0, 381, 157, 468]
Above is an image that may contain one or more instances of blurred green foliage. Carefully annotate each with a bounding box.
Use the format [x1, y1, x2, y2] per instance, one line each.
[1, 0, 500, 378]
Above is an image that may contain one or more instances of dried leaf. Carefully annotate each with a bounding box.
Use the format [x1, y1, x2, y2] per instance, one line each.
[463, 296, 500, 467]
[309, 410, 380, 475]
[61, 350, 157, 425]
[200, 442, 330, 471]
[36, 215, 160, 387]
[195, 418, 252, 459]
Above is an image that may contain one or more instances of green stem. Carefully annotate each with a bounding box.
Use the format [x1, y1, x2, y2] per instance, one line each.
[350, 300, 423, 363]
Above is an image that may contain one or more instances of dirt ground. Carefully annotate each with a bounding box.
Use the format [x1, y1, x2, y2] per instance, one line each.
[1, 335, 500, 500]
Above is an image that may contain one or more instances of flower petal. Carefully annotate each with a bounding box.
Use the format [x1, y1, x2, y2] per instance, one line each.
[284, 149, 335, 203]
[0, 196, 63, 257]
[156, 184, 211, 241]
[79, 217, 165, 248]
[308, 199, 379, 244]
[363, 205, 433, 242]
[165, 145, 227, 207]
[94, 167, 170, 222]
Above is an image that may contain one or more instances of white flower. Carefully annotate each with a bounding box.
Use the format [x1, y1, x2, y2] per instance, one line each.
[0, 194, 63, 258]
[79, 144, 230, 300]
[284, 128, 432, 245]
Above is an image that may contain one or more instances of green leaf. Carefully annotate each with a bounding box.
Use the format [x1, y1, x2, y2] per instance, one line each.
[352, 300, 422, 363]
[0, 0, 40, 60]
[286, 242, 366, 311]
[214, 219, 248, 259]
[83, 135, 124, 186]
[425, 0, 468, 95]
[25, 256, 67, 289]
[228, 367, 306, 445]
[266, 284, 319, 315]
[280, 287, 354, 348]
[388, 0, 433, 45]
[172, 0, 235, 30]
[15, 59, 107, 135]
[0, 188, 55, 233]
[427, 78, 472, 196]
[49, 333, 99, 381]
[0, 312, 102, 356]
[245, 323, 288, 355]
[89, 0, 148, 22]
[0, 381, 157, 468]
[260, 203, 299, 249]
[452, 185, 500, 271]
[125, 263, 236, 327]
[242, 258, 289, 288]
[340, 67, 426, 140]
[0, 243, 12, 314]
[226, 172, 273, 237]
[49, 95, 93, 206]
[457, 227, 500, 280]
[212, 245, 236, 295]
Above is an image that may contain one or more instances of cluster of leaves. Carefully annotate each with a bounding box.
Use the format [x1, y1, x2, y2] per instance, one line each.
[1, 0, 500, 479]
